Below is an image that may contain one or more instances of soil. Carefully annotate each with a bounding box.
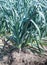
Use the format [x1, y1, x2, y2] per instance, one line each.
[12, 51, 47, 65]
[0, 50, 47, 65]
[0, 39, 47, 65]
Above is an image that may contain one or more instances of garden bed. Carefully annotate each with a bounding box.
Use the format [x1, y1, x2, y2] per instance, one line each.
[0, 51, 47, 65]
[0, 39, 47, 65]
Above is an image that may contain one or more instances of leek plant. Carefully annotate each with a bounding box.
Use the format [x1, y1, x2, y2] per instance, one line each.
[0, 0, 47, 54]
